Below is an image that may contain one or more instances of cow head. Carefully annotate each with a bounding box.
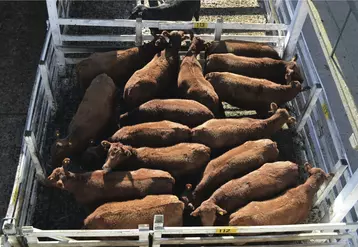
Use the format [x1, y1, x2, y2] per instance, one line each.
[268, 102, 296, 125]
[101, 141, 134, 171]
[189, 37, 210, 53]
[51, 139, 73, 167]
[47, 158, 71, 189]
[190, 201, 227, 226]
[285, 55, 304, 83]
[128, 5, 147, 19]
[304, 163, 333, 185]
[158, 30, 191, 50]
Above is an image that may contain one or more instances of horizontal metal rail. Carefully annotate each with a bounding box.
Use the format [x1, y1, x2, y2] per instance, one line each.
[58, 18, 288, 31]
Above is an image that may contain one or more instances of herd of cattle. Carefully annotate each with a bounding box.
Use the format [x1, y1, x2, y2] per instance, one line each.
[47, 30, 333, 230]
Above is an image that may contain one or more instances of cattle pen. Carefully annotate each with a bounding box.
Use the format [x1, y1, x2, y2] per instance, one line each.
[2, 0, 358, 246]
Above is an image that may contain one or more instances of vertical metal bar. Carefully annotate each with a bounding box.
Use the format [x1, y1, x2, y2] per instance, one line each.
[23, 131, 46, 182]
[39, 61, 56, 112]
[330, 168, 358, 222]
[330, 9, 351, 58]
[135, 18, 143, 46]
[46, 0, 66, 75]
[153, 215, 164, 247]
[138, 224, 149, 244]
[283, 0, 308, 60]
[296, 83, 323, 132]
[314, 159, 348, 207]
[214, 18, 223, 41]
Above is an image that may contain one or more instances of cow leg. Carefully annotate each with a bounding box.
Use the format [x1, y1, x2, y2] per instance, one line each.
[194, 10, 200, 21]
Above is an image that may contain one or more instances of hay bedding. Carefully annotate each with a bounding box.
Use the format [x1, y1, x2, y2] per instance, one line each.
[32, 0, 319, 237]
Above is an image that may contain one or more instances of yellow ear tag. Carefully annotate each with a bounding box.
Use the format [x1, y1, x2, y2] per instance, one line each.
[218, 211, 224, 215]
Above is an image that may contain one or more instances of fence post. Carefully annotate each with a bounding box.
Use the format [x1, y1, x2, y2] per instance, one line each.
[153, 215, 164, 247]
[138, 224, 149, 245]
[135, 18, 143, 46]
[39, 61, 57, 112]
[296, 83, 323, 132]
[24, 131, 46, 182]
[283, 0, 308, 60]
[214, 18, 223, 41]
[46, 0, 66, 76]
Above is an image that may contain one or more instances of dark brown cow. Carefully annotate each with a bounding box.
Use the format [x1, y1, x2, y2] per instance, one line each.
[191, 103, 295, 150]
[178, 37, 223, 116]
[47, 158, 175, 207]
[84, 195, 184, 229]
[101, 141, 210, 178]
[193, 139, 279, 204]
[191, 161, 299, 226]
[51, 74, 116, 167]
[205, 54, 303, 85]
[119, 99, 214, 128]
[110, 120, 191, 147]
[124, 31, 190, 109]
[206, 72, 305, 114]
[206, 40, 280, 59]
[76, 36, 167, 91]
[229, 164, 332, 226]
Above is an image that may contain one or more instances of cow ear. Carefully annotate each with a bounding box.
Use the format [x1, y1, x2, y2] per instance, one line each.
[56, 180, 65, 189]
[55, 130, 60, 139]
[304, 162, 313, 173]
[161, 31, 170, 38]
[190, 209, 199, 217]
[285, 68, 294, 82]
[124, 148, 132, 156]
[216, 206, 227, 216]
[270, 102, 278, 113]
[101, 140, 111, 150]
[291, 54, 298, 62]
[56, 142, 63, 148]
[288, 117, 296, 125]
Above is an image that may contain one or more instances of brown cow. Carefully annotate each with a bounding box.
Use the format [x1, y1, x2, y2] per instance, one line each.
[205, 54, 303, 85]
[124, 31, 190, 109]
[229, 164, 332, 226]
[206, 72, 306, 115]
[206, 40, 281, 59]
[76, 35, 168, 91]
[51, 74, 116, 167]
[84, 195, 184, 229]
[110, 120, 191, 147]
[193, 139, 279, 204]
[191, 103, 295, 150]
[119, 99, 214, 128]
[101, 141, 210, 178]
[47, 158, 175, 207]
[191, 161, 299, 226]
[178, 37, 223, 116]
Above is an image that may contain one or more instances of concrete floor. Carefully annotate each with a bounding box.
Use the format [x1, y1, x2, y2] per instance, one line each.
[0, 2, 47, 218]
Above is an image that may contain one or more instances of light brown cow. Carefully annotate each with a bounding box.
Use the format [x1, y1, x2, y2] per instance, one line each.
[110, 120, 191, 147]
[191, 103, 295, 150]
[206, 40, 281, 59]
[119, 99, 214, 128]
[191, 161, 299, 226]
[76, 35, 168, 91]
[124, 31, 190, 109]
[206, 72, 306, 114]
[101, 141, 210, 178]
[84, 195, 184, 229]
[47, 158, 175, 207]
[178, 37, 223, 116]
[205, 54, 303, 85]
[193, 139, 279, 204]
[229, 164, 332, 226]
[51, 74, 116, 167]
